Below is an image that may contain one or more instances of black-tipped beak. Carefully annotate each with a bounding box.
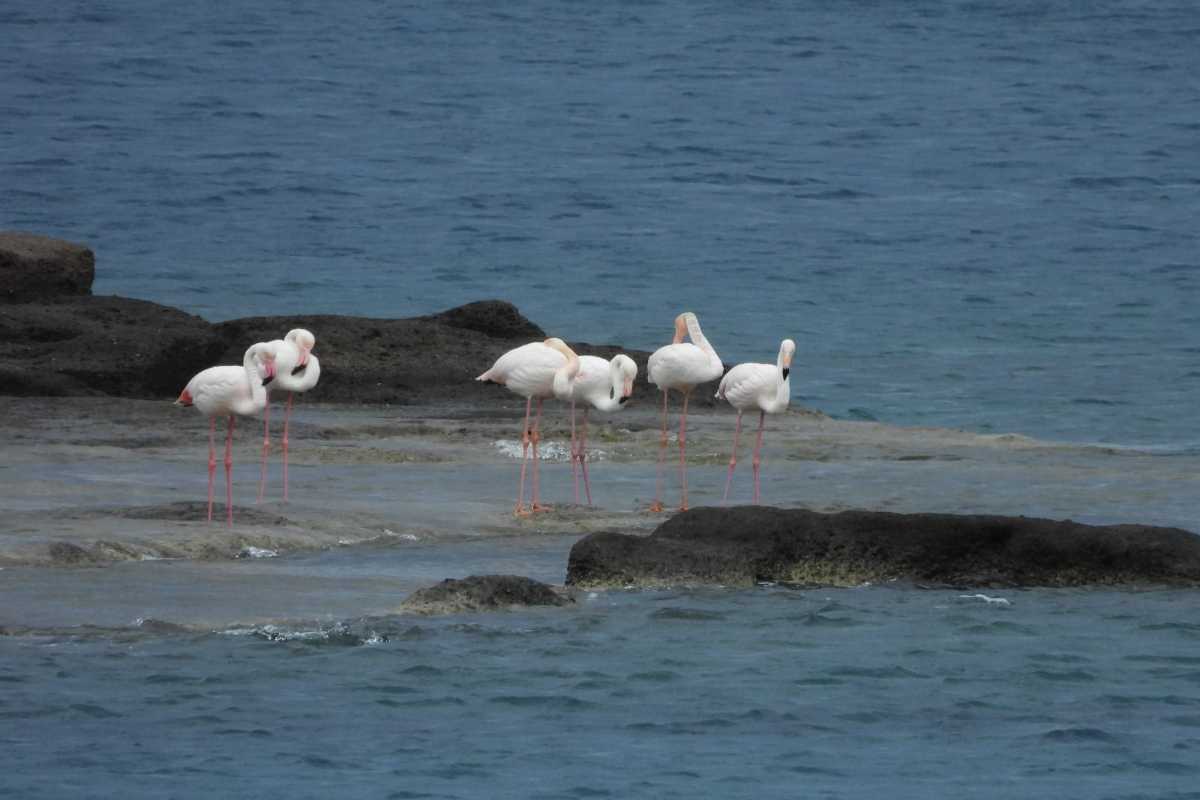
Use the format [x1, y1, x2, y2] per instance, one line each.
[291, 364, 307, 376]
[782, 367, 790, 379]
[619, 395, 629, 405]
[262, 376, 274, 387]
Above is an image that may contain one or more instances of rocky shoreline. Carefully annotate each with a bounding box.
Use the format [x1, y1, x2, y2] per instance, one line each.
[0, 231, 720, 405]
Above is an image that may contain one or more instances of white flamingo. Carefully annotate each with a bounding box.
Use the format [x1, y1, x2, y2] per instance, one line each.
[256, 329, 320, 503]
[716, 339, 794, 504]
[175, 343, 277, 525]
[646, 312, 724, 511]
[477, 337, 580, 515]
[554, 353, 638, 505]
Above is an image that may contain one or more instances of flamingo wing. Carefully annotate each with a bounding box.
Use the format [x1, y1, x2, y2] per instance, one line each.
[717, 362, 777, 410]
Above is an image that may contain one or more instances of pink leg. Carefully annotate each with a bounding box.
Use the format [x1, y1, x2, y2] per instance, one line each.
[752, 410, 766, 504]
[515, 397, 532, 515]
[257, 399, 270, 503]
[650, 390, 668, 512]
[282, 393, 293, 503]
[206, 417, 216, 523]
[580, 408, 593, 506]
[723, 411, 744, 503]
[679, 392, 690, 511]
[532, 398, 549, 512]
[570, 399, 579, 504]
[224, 414, 235, 527]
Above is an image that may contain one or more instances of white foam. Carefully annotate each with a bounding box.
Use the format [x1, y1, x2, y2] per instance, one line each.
[238, 546, 278, 559]
[959, 593, 1011, 606]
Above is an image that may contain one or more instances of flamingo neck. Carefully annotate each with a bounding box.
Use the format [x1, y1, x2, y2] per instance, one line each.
[685, 316, 721, 367]
[552, 348, 581, 399]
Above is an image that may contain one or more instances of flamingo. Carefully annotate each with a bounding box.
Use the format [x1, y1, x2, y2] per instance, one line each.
[256, 329, 320, 503]
[716, 339, 794, 504]
[477, 337, 580, 515]
[175, 343, 277, 526]
[646, 312, 724, 512]
[553, 353, 638, 505]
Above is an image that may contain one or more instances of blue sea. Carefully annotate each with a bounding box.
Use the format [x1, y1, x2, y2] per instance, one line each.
[3, 2, 1200, 797]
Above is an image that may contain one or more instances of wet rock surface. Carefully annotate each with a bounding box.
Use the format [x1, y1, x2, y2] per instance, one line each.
[400, 574, 572, 614]
[566, 506, 1200, 589]
[0, 231, 95, 302]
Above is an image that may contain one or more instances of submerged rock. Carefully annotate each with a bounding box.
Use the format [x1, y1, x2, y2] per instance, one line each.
[566, 506, 1200, 589]
[400, 574, 572, 614]
[0, 231, 94, 302]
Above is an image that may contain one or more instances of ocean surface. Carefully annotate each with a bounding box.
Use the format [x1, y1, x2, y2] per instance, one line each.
[4, 0, 1199, 444]
[4, 3, 1200, 797]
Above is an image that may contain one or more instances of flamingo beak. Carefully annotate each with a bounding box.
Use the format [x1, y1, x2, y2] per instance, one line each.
[175, 388, 193, 406]
[622, 377, 634, 402]
[292, 346, 311, 376]
[262, 359, 276, 387]
[782, 367, 790, 380]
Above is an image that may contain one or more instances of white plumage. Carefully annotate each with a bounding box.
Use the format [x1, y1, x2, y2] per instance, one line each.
[257, 329, 321, 503]
[717, 338, 794, 503]
[477, 338, 579, 514]
[553, 353, 638, 504]
[646, 312, 724, 511]
[176, 343, 276, 525]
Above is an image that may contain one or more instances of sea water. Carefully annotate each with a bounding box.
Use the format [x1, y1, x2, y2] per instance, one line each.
[3, 2, 1200, 796]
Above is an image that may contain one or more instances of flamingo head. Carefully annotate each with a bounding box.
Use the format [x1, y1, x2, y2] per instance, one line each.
[671, 313, 691, 344]
[613, 354, 638, 404]
[286, 328, 316, 369]
[174, 388, 193, 406]
[780, 338, 796, 380]
[256, 344, 278, 386]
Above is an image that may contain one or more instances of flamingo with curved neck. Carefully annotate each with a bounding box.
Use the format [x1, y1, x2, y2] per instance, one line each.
[716, 338, 794, 504]
[175, 343, 276, 526]
[553, 352, 637, 504]
[646, 312, 724, 511]
[256, 328, 320, 503]
[477, 337, 580, 515]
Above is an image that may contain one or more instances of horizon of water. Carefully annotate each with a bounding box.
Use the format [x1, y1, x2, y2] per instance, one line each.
[3, 1, 1198, 446]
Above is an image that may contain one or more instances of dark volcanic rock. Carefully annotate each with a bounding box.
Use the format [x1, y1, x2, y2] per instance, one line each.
[422, 299, 546, 340]
[567, 506, 1200, 589]
[400, 574, 571, 614]
[0, 295, 225, 397]
[0, 231, 95, 302]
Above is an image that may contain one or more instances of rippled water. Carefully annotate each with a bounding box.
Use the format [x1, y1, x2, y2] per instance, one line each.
[4, 0, 1200, 443]
[3, 583, 1200, 799]
[4, 4, 1200, 796]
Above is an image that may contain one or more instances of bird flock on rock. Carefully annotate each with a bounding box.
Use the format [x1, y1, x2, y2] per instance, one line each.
[175, 313, 793, 524]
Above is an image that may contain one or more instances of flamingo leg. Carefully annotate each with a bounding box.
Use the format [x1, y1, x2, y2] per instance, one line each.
[532, 397, 550, 512]
[257, 399, 270, 503]
[224, 414, 235, 527]
[678, 391, 690, 512]
[570, 398, 579, 504]
[515, 397, 532, 515]
[752, 410, 766, 504]
[650, 389, 668, 512]
[282, 393, 293, 503]
[580, 408, 593, 506]
[723, 410, 743, 503]
[206, 416, 216, 523]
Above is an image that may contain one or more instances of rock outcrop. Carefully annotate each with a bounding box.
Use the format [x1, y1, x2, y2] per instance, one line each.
[0, 231, 94, 302]
[566, 506, 1200, 589]
[400, 574, 572, 614]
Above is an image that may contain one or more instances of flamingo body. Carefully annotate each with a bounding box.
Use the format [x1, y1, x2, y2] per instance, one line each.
[553, 353, 638, 504]
[645, 312, 724, 512]
[717, 339, 795, 504]
[257, 329, 320, 503]
[176, 344, 275, 525]
[478, 338, 578, 514]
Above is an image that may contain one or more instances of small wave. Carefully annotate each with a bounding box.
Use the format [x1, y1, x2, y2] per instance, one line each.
[1041, 727, 1119, 743]
[237, 546, 278, 559]
[489, 694, 596, 710]
[649, 607, 726, 622]
[958, 593, 1011, 606]
[491, 439, 581, 462]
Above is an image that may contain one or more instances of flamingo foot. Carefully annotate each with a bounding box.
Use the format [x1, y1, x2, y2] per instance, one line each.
[647, 500, 665, 513]
[513, 503, 533, 517]
[531, 503, 554, 514]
